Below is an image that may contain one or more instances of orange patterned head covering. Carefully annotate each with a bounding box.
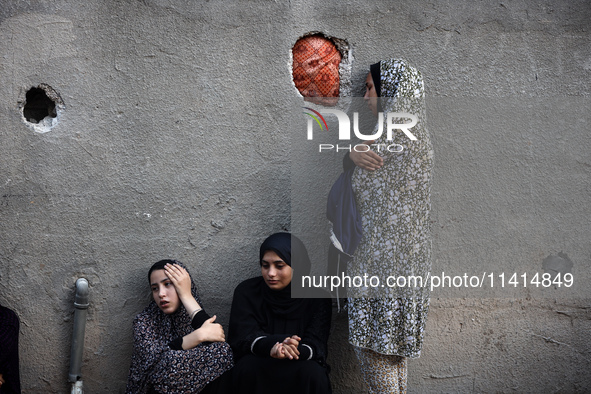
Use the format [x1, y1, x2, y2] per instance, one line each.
[292, 35, 341, 105]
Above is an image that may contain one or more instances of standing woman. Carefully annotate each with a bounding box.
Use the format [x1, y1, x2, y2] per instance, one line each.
[228, 233, 332, 394]
[345, 59, 433, 393]
[126, 260, 233, 394]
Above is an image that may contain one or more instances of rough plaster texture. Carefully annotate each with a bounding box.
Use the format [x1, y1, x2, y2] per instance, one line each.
[0, 1, 589, 393]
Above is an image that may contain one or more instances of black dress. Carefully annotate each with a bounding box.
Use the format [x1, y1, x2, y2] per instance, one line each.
[0, 305, 21, 394]
[228, 277, 332, 394]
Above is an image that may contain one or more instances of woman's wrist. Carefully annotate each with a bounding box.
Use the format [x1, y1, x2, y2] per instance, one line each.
[180, 296, 201, 315]
[182, 329, 203, 350]
[189, 308, 202, 320]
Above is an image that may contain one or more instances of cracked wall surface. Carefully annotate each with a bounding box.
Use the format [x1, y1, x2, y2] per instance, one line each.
[0, 1, 590, 392]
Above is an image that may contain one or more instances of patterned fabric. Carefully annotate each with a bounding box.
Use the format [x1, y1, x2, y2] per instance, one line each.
[292, 35, 341, 102]
[126, 262, 233, 394]
[348, 59, 433, 357]
[354, 346, 407, 394]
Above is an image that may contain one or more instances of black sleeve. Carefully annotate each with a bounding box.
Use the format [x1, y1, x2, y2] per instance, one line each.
[297, 343, 312, 360]
[191, 310, 211, 329]
[168, 337, 183, 351]
[228, 279, 276, 360]
[229, 279, 331, 362]
[167, 310, 212, 350]
[257, 298, 331, 363]
[243, 298, 332, 362]
[251, 335, 289, 357]
[299, 298, 332, 364]
[253, 334, 312, 360]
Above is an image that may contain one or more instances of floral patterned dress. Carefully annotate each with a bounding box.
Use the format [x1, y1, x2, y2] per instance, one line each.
[348, 59, 434, 358]
[126, 262, 233, 393]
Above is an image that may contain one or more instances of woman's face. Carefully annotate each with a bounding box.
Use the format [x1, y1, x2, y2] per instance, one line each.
[150, 269, 180, 314]
[364, 72, 378, 116]
[261, 250, 293, 291]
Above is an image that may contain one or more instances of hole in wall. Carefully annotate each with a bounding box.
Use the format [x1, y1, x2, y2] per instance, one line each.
[21, 83, 64, 133]
[291, 32, 351, 107]
[24, 87, 56, 123]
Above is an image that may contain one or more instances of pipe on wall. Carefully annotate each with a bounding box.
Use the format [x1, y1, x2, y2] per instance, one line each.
[68, 278, 89, 388]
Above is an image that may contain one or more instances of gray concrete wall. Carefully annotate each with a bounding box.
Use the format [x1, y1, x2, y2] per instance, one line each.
[0, 0, 589, 392]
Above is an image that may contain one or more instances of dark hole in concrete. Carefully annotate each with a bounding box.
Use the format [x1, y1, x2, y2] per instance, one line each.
[23, 86, 58, 123]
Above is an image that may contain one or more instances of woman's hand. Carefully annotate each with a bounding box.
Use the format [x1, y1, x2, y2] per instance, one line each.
[0, 373, 4, 388]
[270, 342, 287, 359]
[281, 335, 301, 360]
[270, 335, 301, 360]
[165, 263, 202, 314]
[349, 140, 383, 171]
[164, 263, 193, 301]
[182, 315, 226, 349]
[196, 315, 226, 343]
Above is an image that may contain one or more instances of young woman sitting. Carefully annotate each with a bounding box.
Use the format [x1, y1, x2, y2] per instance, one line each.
[126, 260, 233, 393]
[228, 233, 332, 394]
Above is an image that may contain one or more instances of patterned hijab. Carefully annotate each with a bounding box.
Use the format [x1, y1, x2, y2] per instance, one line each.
[376, 59, 424, 114]
[126, 260, 233, 394]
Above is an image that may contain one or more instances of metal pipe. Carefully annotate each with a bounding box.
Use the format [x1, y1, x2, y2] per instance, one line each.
[68, 278, 89, 390]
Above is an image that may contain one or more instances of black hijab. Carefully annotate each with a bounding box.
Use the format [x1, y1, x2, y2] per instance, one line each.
[370, 61, 382, 97]
[229, 233, 332, 364]
[259, 232, 311, 317]
[147, 259, 174, 283]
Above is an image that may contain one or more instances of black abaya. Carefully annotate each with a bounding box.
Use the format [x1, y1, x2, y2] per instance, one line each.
[228, 277, 332, 394]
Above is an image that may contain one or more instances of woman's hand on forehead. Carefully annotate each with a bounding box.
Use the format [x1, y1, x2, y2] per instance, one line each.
[164, 263, 193, 301]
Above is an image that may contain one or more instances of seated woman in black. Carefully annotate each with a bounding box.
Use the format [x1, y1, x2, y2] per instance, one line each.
[228, 232, 332, 394]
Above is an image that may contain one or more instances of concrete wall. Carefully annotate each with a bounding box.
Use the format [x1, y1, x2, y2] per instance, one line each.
[1, 0, 589, 392]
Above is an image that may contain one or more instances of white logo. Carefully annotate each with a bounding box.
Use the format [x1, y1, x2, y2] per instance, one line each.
[306, 109, 418, 141]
